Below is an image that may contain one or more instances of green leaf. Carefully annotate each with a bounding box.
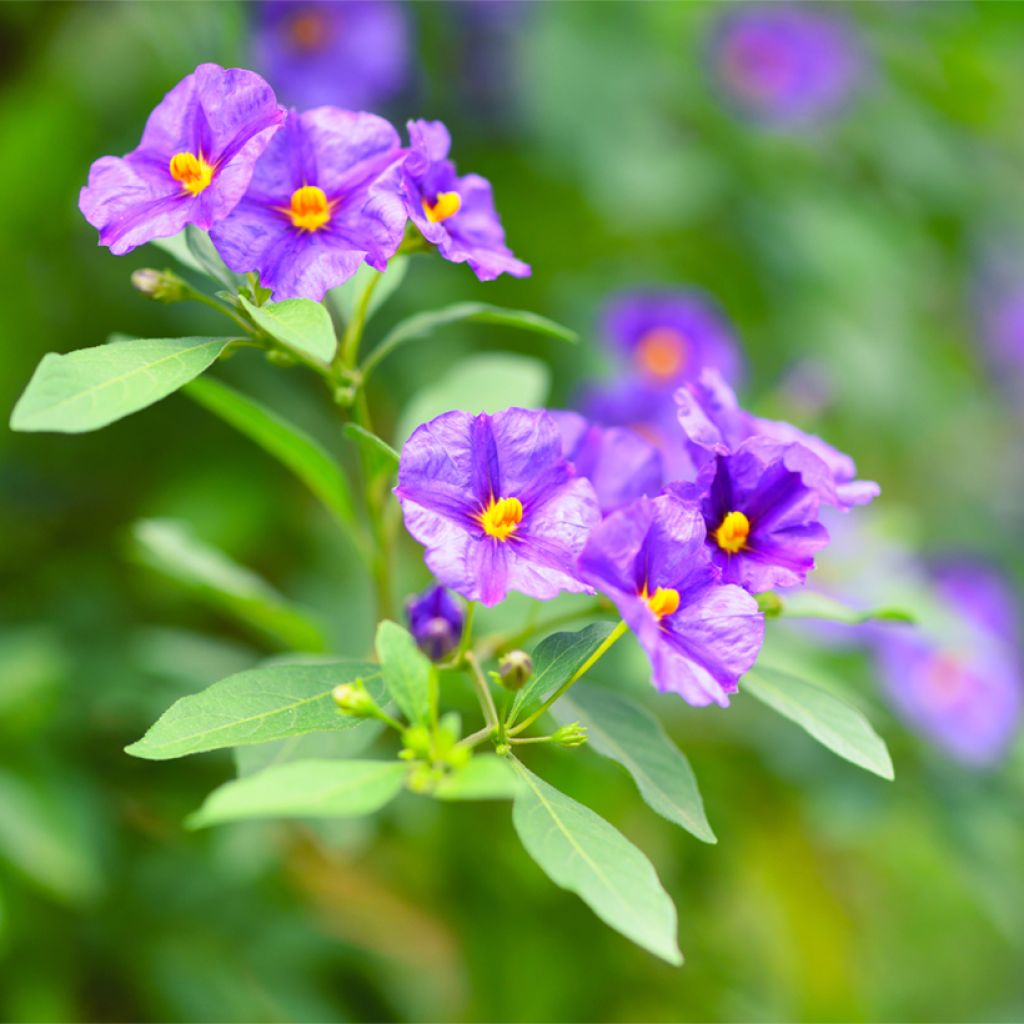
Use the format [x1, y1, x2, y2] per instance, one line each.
[511, 761, 682, 965]
[342, 423, 400, 480]
[375, 621, 435, 727]
[233, 721, 385, 777]
[132, 518, 327, 652]
[433, 755, 522, 801]
[327, 257, 409, 326]
[554, 686, 715, 843]
[394, 351, 552, 445]
[10, 336, 235, 433]
[743, 666, 894, 779]
[126, 659, 381, 761]
[771, 589, 916, 625]
[238, 295, 337, 363]
[507, 623, 615, 726]
[188, 759, 406, 828]
[365, 301, 576, 380]
[185, 377, 358, 531]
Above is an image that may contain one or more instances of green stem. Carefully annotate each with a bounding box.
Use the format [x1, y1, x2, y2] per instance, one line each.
[339, 272, 382, 369]
[184, 285, 254, 335]
[465, 650, 500, 730]
[509, 734, 556, 746]
[508, 620, 628, 735]
[450, 602, 476, 666]
[457, 724, 495, 750]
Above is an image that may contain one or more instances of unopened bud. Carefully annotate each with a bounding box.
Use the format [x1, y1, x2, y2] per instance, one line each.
[498, 650, 533, 690]
[332, 681, 377, 717]
[552, 722, 588, 748]
[401, 724, 433, 760]
[406, 585, 464, 661]
[131, 268, 186, 303]
[755, 592, 784, 618]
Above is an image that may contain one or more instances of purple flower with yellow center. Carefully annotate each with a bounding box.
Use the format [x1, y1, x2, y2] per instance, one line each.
[401, 119, 530, 282]
[394, 408, 599, 607]
[406, 584, 464, 661]
[252, 1, 410, 110]
[579, 493, 764, 707]
[672, 436, 830, 594]
[209, 107, 406, 301]
[602, 290, 742, 390]
[79, 63, 285, 255]
[709, 6, 863, 128]
[676, 369, 879, 510]
[550, 411, 663, 516]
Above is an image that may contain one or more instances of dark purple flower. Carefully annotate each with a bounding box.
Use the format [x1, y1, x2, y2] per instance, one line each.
[601, 290, 742, 389]
[579, 493, 764, 706]
[406, 584, 464, 661]
[672, 436, 830, 594]
[210, 107, 406, 301]
[394, 408, 599, 607]
[709, 6, 863, 128]
[550, 411, 663, 516]
[401, 119, 530, 281]
[252, 1, 410, 110]
[676, 369, 879, 509]
[80, 63, 284, 255]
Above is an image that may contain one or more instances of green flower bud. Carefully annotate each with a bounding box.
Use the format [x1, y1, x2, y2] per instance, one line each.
[131, 268, 186, 303]
[552, 722, 588, 748]
[331, 681, 377, 717]
[755, 591, 784, 617]
[401, 724, 433, 760]
[498, 650, 533, 690]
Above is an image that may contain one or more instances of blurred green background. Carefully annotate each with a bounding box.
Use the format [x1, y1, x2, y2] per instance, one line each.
[2, 2, 1023, 1021]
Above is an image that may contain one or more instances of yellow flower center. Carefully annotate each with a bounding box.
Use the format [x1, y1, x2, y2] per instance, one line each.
[285, 185, 333, 231]
[641, 585, 681, 620]
[169, 151, 214, 196]
[288, 10, 328, 51]
[635, 327, 689, 380]
[422, 191, 462, 224]
[477, 495, 523, 542]
[714, 510, 751, 554]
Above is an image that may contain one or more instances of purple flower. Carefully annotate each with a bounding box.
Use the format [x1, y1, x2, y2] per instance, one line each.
[579, 493, 764, 706]
[80, 63, 284, 255]
[672, 437, 830, 594]
[209, 107, 406, 301]
[401, 119, 530, 281]
[601, 290, 742, 389]
[709, 6, 863, 128]
[394, 408, 599, 607]
[676, 369, 879, 509]
[406, 584, 464, 661]
[252, 1, 410, 111]
[550, 411, 663, 516]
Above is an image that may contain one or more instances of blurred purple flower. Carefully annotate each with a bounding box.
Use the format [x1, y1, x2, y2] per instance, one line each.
[601, 290, 742, 389]
[579, 492, 764, 706]
[252, 1, 410, 110]
[551, 411, 663, 516]
[401, 119, 530, 281]
[395, 408, 599, 607]
[406, 584, 464, 661]
[80, 63, 284, 255]
[210, 107, 406, 301]
[676, 369, 879, 509]
[709, 6, 863, 127]
[671, 437, 830, 593]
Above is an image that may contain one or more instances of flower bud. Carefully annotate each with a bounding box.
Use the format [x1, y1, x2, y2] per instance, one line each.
[131, 268, 186, 303]
[406, 584, 464, 661]
[552, 722, 588, 748]
[755, 591, 784, 617]
[401, 724, 433, 760]
[331, 681, 377, 717]
[498, 650, 533, 690]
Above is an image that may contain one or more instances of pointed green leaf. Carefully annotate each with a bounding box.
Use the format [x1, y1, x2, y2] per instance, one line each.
[125, 660, 381, 760]
[433, 755, 522, 801]
[375, 621, 435, 727]
[10, 336, 235, 433]
[185, 377, 358, 531]
[743, 666, 894, 779]
[394, 351, 551, 445]
[771, 589, 916, 625]
[132, 518, 327, 652]
[239, 295, 337, 363]
[188, 759, 406, 828]
[342, 422, 400, 480]
[511, 761, 682, 965]
[507, 623, 615, 726]
[554, 686, 715, 843]
[327, 257, 409, 326]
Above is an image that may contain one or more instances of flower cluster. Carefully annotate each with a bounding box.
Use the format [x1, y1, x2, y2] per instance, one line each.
[80, 63, 529, 299]
[397, 294, 879, 709]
